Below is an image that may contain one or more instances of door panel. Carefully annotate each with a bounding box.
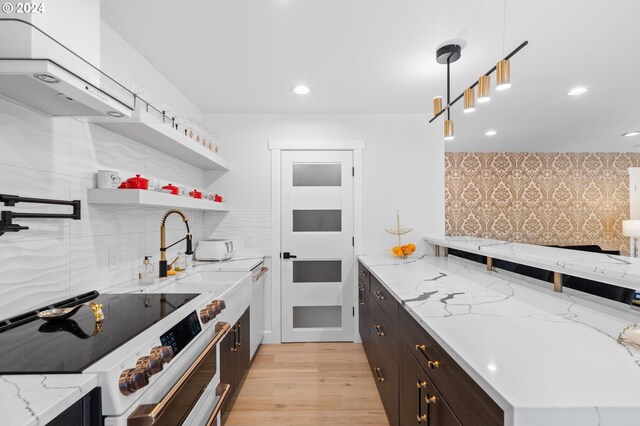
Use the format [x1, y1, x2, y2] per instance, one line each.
[282, 150, 354, 342]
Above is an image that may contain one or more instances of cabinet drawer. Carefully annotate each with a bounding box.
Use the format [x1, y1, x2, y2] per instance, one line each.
[370, 275, 398, 323]
[358, 261, 370, 290]
[372, 366, 398, 426]
[399, 308, 503, 426]
[369, 297, 398, 387]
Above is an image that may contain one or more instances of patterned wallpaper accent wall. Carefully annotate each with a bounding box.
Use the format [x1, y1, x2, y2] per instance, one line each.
[445, 153, 640, 254]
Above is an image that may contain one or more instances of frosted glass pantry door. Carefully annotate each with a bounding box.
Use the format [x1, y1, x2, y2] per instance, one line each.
[281, 151, 354, 342]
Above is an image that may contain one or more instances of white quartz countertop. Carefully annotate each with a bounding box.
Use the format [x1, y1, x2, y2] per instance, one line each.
[358, 253, 640, 426]
[0, 374, 97, 426]
[425, 235, 640, 291]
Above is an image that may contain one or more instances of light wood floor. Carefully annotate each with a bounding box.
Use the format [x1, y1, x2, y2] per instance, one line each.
[224, 343, 389, 426]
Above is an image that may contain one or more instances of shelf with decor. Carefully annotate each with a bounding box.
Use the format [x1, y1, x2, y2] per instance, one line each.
[93, 106, 229, 171]
[87, 189, 229, 212]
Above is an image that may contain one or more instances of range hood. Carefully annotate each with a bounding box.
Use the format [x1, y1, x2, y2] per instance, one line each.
[0, 19, 134, 118]
[0, 59, 133, 117]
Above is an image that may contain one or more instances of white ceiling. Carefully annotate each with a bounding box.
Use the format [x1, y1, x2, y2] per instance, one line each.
[101, 0, 640, 152]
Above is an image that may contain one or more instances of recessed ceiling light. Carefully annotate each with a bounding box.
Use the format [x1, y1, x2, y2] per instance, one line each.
[567, 87, 589, 96]
[622, 131, 640, 137]
[485, 130, 497, 136]
[292, 85, 310, 95]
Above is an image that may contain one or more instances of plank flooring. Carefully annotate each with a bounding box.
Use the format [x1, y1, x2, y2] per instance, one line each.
[224, 343, 389, 426]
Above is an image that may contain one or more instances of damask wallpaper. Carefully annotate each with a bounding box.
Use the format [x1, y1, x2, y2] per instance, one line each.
[445, 153, 640, 254]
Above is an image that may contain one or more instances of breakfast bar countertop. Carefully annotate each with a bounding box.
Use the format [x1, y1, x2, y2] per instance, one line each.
[424, 235, 640, 291]
[358, 253, 640, 426]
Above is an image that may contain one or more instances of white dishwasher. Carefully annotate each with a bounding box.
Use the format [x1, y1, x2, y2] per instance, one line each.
[250, 262, 268, 359]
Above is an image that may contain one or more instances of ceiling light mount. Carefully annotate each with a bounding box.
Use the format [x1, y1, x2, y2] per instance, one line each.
[436, 44, 462, 65]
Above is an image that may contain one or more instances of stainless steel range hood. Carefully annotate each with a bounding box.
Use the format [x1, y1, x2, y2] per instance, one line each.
[0, 19, 134, 118]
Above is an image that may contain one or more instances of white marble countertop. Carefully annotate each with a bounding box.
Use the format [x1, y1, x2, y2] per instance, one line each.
[0, 374, 97, 426]
[425, 235, 640, 291]
[358, 253, 640, 426]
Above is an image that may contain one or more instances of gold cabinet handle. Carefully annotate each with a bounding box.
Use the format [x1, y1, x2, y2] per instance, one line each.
[417, 414, 427, 423]
[360, 271, 366, 277]
[373, 324, 385, 337]
[415, 344, 426, 352]
[359, 286, 366, 305]
[374, 367, 385, 382]
[374, 290, 385, 300]
[425, 395, 437, 404]
[428, 360, 440, 369]
[416, 380, 428, 389]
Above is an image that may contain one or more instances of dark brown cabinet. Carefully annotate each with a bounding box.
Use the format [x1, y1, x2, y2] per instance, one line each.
[399, 339, 460, 426]
[220, 307, 251, 423]
[358, 282, 371, 358]
[357, 261, 504, 426]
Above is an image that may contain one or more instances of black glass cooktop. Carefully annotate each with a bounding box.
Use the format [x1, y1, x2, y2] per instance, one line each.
[0, 292, 199, 374]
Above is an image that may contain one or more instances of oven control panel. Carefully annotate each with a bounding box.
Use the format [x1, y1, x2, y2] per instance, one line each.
[160, 311, 202, 356]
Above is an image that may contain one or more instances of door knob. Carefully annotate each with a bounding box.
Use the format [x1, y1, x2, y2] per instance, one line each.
[282, 252, 297, 259]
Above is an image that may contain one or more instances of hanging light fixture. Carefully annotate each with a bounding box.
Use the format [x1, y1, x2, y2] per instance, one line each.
[463, 88, 475, 113]
[428, 40, 528, 140]
[477, 75, 491, 103]
[496, 59, 511, 90]
[444, 119, 454, 140]
[433, 96, 443, 115]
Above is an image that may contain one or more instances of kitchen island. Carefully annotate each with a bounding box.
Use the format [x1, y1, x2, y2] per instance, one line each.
[358, 252, 640, 426]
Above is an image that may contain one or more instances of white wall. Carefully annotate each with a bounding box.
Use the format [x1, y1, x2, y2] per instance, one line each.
[0, 97, 217, 319]
[203, 113, 445, 342]
[205, 113, 445, 254]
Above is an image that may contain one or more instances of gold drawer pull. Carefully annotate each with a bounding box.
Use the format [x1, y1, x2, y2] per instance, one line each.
[416, 380, 428, 389]
[359, 286, 366, 305]
[417, 414, 427, 423]
[373, 324, 385, 337]
[374, 367, 385, 382]
[415, 344, 426, 352]
[374, 290, 385, 300]
[360, 271, 366, 277]
[425, 395, 437, 404]
[428, 360, 440, 369]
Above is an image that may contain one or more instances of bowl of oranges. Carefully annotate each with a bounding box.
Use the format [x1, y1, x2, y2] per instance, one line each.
[391, 243, 416, 258]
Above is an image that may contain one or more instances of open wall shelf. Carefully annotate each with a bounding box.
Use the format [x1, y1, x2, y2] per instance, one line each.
[94, 109, 228, 171]
[87, 189, 229, 212]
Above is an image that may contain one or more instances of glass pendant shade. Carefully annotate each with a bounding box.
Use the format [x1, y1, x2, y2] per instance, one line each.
[496, 59, 511, 91]
[444, 119, 454, 140]
[478, 75, 491, 103]
[463, 88, 475, 113]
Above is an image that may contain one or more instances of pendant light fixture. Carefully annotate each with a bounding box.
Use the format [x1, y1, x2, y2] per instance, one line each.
[434, 44, 461, 141]
[444, 119, 455, 140]
[428, 40, 528, 137]
[433, 96, 443, 115]
[477, 75, 491, 103]
[463, 88, 475, 112]
[496, 59, 511, 90]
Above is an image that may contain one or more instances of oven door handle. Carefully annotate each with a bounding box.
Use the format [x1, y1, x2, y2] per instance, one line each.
[127, 321, 231, 426]
[205, 383, 231, 426]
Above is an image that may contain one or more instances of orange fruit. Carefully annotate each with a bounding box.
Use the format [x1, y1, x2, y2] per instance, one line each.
[392, 246, 402, 255]
[407, 243, 416, 251]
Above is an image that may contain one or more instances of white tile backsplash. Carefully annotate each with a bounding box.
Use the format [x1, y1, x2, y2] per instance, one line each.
[0, 98, 210, 319]
[204, 210, 271, 255]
